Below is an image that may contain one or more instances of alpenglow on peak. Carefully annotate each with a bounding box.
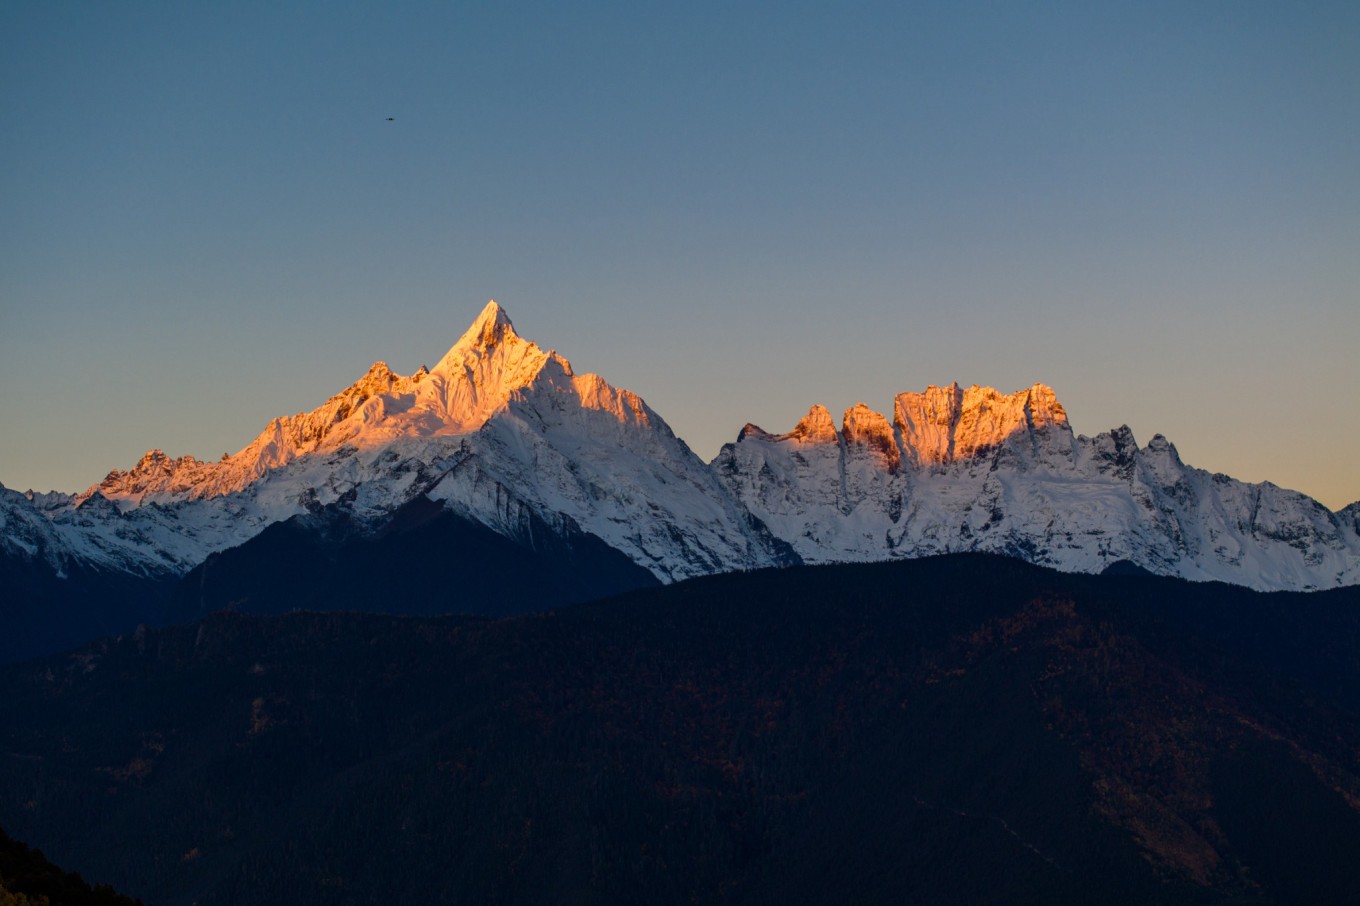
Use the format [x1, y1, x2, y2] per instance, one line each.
[449, 299, 518, 352]
[9, 300, 1357, 601]
[87, 301, 571, 505]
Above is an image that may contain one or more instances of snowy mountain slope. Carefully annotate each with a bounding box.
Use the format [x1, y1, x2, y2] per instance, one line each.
[4, 306, 1357, 603]
[2, 480, 237, 579]
[411, 305, 797, 579]
[712, 384, 1360, 590]
[1343, 501, 1360, 535]
[9, 302, 793, 589]
[0, 484, 62, 566]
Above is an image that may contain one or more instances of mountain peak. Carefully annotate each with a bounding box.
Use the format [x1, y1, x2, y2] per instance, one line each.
[789, 405, 838, 444]
[459, 299, 517, 351]
[842, 403, 901, 472]
[431, 300, 539, 376]
[426, 301, 551, 410]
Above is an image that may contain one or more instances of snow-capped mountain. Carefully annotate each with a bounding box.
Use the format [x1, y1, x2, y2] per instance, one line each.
[712, 383, 1360, 590]
[3, 301, 1358, 628]
[3, 302, 793, 587]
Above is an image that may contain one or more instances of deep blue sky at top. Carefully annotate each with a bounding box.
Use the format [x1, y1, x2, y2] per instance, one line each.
[1, 1, 1357, 506]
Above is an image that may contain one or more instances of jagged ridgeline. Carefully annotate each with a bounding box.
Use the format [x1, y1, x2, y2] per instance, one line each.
[3, 302, 1358, 662]
[714, 384, 1360, 587]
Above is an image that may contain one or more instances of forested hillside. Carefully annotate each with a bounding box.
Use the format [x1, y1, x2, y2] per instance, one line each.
[2, 555, 1358, 904]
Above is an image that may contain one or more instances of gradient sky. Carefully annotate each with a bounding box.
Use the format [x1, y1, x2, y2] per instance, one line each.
[2, 1, 1357, 508]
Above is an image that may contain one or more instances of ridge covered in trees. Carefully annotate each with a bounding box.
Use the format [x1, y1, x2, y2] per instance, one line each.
[0, 825, 140, 905]
[1, 554, 1358, 904]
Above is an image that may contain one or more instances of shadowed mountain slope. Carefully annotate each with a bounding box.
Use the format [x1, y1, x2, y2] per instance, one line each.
[1, 554, 1358, 904]
[5, 304, 1357, 666]
[0, 824, 141, 905]
[167, 495, 660, 624]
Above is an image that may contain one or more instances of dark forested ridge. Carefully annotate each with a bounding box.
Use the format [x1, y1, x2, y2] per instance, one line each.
[1, 496, 659, 665]
[0, 824, 141, 905]
[166, 496, 660, 624]
[1, 554, 1358, 904]
[0, 552, 173, 667]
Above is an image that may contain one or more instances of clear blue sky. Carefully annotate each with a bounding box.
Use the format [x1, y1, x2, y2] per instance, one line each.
[2, 1, 1357, 508]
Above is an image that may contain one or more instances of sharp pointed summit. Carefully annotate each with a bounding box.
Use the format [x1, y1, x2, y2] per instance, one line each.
[456, 299, 518, 351]
[3, 299, 1357, 667]
[14, 300, 792, 610]
[432, 300, 536, 375]
[423, 301, 558, 431]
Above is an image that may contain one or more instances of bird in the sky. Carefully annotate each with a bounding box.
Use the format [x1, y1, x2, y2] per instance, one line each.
[386, 116, 395, 121]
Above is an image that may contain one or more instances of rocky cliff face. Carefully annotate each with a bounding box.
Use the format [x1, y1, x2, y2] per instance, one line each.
[712, 384, 1360, 590]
